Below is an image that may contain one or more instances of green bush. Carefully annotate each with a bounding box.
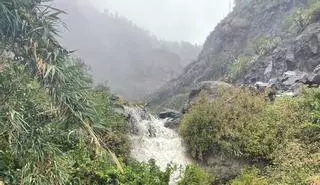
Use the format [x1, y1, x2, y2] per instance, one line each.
[178, 165, 211, 185]
[0, 60, 173, 185]
[229, 167, 267, 185]
[180, 86, 320, 184]
[265, 142, 319, 185]
[298, 88, 320, 151]
[226, 55, 254, 82]
[251, 36, 281, 56]
[180, 87, 306, 160]
[69, 143, 173, 185]
[0, 1, 174, 184]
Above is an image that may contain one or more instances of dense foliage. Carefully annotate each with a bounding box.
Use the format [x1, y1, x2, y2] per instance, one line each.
[178, 165, 211, 185]
[0, 0, 173, 184]
[180, 87, 320, 184]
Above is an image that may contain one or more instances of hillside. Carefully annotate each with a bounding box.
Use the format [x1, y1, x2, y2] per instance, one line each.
[53, 0, 201, 100]
[1, 1, 319, 185]
[148, 0, 320, 183]
[149, 0, 320, 110]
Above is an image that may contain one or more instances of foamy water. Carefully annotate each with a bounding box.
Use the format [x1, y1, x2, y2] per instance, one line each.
[125, 106, 191, 184]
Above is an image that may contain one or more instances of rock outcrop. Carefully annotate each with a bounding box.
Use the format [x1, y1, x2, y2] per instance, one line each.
[188, 81, 231, 104]
[149, 0, 320, 109]
[159, 109, 181, 119]
[243, 23, 320, 91]
[149, 0, 312, 106]
[158, 109, 181, 129]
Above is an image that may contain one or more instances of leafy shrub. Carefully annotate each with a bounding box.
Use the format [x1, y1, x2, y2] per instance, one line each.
[226, 55, 254, 82]
[181, 86, 320, 184]
[178, 165, 211, 185]
[229, 167, 267, 185]
[251, 36, 281, 56]
[71, 148, 173, 185]
[0, 1, 174, 185]
[180, 88, 265, 159]
[121, 159, 173, 185]
[0, 60, 173, 185]
[265, 142, 320, 185]
[180, 87, 306, 160]
[298, 87, 320, 151]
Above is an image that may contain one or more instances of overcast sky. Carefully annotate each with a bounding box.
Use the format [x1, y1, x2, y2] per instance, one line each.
[90, 0, 233, 44]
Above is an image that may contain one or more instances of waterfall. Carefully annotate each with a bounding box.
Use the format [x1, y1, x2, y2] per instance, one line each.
[124, 106, 191, 184]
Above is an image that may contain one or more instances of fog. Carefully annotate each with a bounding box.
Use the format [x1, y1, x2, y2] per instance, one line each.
[54, 0, 233, 100]
[90, 0, 233, 44]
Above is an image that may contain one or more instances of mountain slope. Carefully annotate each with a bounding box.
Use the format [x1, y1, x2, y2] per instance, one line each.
[150, 0, 320, 109]
[53, 0, 201, 100]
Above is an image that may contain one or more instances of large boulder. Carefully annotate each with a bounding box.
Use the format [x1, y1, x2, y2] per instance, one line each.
[280, 71, 308, 88]
[188, 81, 232, 104]
[182, 81, 232, 113]
[159, 109, 181, 119]
[307, 64, 320, 85]
[243, 23, 320, 89]
[206, 154, 253, 184]
[164, 118, 180, 129]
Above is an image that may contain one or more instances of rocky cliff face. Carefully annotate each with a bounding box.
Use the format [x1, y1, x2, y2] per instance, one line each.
[149, 0, 320, 108]
[243, 22, 320, 89]
[148, 0, 320, 182]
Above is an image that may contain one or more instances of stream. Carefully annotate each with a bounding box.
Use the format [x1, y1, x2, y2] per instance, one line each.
[124, 106, 191, 184]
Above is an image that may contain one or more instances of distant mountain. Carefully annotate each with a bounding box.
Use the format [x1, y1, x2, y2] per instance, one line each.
[53, 0, 201, 100]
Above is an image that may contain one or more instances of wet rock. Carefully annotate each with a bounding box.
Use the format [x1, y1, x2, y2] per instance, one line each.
[110, 94, 120, 101]
[307, 64, 320, 86]
[254, 81, 269, 90]
[280, 71, 308, 87]
[114, 106, 125, 116]
[264, 61, 273, 79]
[294, 23, 320, 71]
[189, 81, 232, 104]
[276, 91, 296, 97]
[313, 64, 320, 74]
[148, 124, 157, 137]
[181, 81, 232, 113]
[311, 8, 320, 23]
[206, 152, 268, 185]
[164, 118, 180, 129]
[159, 109, 181, 119]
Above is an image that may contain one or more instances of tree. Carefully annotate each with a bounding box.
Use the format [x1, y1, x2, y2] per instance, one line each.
[0, 1, 124, 183]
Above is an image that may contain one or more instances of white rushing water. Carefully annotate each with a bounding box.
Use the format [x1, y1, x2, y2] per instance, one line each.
[124, 106, 191, 184]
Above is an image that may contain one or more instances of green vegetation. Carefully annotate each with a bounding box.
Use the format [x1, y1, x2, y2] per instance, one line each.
[282, 0, 320, 33]
[226, 36, 280, 83]
[1, 1, 319, 185]
[178, 165, 211, 185]
[180, 87, 320, 184]
[230, 167, 267, 185]
[251, 36, 281, 56]
[163, 93, 189, 111]
[0, 0, 173, 184]
[295, 0, 320, 32]
[226, 55, 254, 82]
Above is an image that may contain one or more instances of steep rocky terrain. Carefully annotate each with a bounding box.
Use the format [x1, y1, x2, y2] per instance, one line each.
[149, 0, 320, 109]
[53, 0, 201, 100]
[148, 0, 320, 183]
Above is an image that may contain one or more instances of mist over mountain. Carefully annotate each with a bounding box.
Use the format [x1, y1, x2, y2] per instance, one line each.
[53, 0, 201, 100]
